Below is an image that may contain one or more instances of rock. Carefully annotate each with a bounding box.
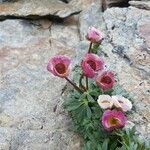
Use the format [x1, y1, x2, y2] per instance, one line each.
[60, 0, 72, 3]
[102, 7, 150, 139]
[129, 1, 150, 10]
[78, 2, 104, 40]
[50, 16, 80, 49]
[70, 0, 99, 10]
[0, 0, 17, 2]
[102, 0, 129, 9]
[0, 127, 82, 150]
[0, 0, 150, 149]
[59, 0, 69, 3]
[0, 19, 82, 149]
[0, 0, 81, 20]
[77, 4, 150, 140]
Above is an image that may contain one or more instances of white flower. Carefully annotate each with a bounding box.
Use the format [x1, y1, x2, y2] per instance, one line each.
[97, 95, 113, 109]
[112, 95, 132, 112]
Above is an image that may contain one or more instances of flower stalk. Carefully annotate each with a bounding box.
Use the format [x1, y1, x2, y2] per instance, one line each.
[65, 77, 84, 93]
[79, 73, 86, 91]
[86, 77, 88, 90]
[88, 42, 93, 53]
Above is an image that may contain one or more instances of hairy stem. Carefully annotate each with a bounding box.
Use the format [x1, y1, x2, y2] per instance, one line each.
[65, 77, 84, 93]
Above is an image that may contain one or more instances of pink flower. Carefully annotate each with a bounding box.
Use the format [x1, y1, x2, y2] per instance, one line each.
[96, 71, 115, 90]
[102, 110, 127, 131]
[112, 95, 132, 112]
[81, 53, 104, 78]
[47, 55, 71, 78]
[86, 27, 103, 43]
[97, 95, 113, 109]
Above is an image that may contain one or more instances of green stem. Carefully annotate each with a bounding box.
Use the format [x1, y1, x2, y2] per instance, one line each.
[88, 42, 93, 53]
[65, 77, 84, 93]
[101, 89, 104, 94]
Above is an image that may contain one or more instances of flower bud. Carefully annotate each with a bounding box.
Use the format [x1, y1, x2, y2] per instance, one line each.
[86, 27, 103, 43]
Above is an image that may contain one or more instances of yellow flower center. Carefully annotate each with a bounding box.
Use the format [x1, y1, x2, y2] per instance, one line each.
[109, 117, 120, 126]
[102, 100, 110, 104]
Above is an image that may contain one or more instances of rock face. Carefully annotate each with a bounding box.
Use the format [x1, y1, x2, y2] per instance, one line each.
[129, 1, 150, 10]
[0, 0, 81, 20]
[102, 0, 129, 9]
[0, 0, 150, 149]
[0, 18, 82, 149]
[102, 7, 150, 139]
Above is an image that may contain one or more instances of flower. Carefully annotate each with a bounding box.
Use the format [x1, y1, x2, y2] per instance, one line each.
[81, 53, 104, 78]
[97, 94, 132, 112]
[47, 55, 71, 78]
[102, 110, 127, 131]
[97, 95, 113, 109]
[96, 71, 115, 90]
[86, 27, 103, 43]
[112, 95, 132, 112]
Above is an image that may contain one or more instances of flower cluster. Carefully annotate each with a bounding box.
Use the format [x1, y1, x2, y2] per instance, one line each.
[47, 27, 132, 132]
[98, 95, 132, 131]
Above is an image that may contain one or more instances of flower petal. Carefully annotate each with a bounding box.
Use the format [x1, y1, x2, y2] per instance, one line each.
[112, 95, 132, 112]
[81, 53, 104, 78]
[102, 110, 127, 131]
[97, 95, 113, 109]
[96, 71, 115, 90]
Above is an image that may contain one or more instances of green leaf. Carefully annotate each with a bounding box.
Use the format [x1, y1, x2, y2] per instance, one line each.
[63, 80, 149, 150]
[97, 144, 103, 150]
[89, 90, 99, 97]
[109, 141, 118, 150]
[87, 94, 95, 103]
[86, 106, 92, 119]
[92, 43, 100, 54]
[102, 139, 109, 150]
[79, 93, 87, 101]
[66, 103, 82, 111]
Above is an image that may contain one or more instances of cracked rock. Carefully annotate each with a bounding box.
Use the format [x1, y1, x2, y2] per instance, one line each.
[0, 0, 81, 20]
[129, 1, 150, 10]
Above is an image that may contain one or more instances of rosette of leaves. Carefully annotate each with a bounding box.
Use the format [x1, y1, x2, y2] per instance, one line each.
[64, 81, 150, 150]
